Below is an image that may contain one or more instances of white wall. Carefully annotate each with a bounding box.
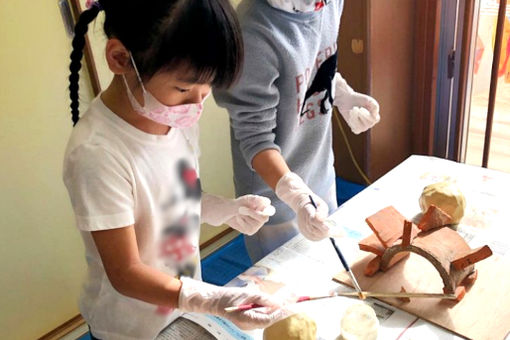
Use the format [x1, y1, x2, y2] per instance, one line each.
[0, 1, 89, 338]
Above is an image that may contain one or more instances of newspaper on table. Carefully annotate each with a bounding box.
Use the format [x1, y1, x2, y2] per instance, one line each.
[157, 234, 426, 340]
[158, 313, 253, 340]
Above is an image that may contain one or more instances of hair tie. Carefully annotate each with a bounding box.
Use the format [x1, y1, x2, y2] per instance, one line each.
[85, 0, 103, 11]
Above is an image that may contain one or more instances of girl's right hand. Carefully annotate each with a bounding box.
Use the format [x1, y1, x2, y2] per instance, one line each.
[178, 277, 289, 330]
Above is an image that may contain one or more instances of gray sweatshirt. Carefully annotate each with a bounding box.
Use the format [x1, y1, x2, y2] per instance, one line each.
[214, 0, 343, 224]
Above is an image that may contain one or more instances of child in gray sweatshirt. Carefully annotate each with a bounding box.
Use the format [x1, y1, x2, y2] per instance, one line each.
[214, 0, 380, 262]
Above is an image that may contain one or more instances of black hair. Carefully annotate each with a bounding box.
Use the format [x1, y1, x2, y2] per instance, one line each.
[68, 0, 243, 126]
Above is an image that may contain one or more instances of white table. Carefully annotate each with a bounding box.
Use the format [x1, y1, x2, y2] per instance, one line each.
[161, 155, 510, 340]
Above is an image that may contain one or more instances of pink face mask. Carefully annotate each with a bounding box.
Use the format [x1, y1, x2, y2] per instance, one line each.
[122, 54, 209, 128]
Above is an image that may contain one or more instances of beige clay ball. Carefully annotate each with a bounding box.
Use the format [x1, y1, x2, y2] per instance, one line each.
[263, 313, 317, 340]
[340, 303, 379, 340]
[419, 181, 466, 224]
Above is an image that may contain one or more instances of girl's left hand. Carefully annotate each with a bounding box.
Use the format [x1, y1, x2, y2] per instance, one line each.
[201, 193, 275, 235]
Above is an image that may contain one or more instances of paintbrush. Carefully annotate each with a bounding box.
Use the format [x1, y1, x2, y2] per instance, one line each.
[224, 291, 457, 312]
[224, 295, 332, 313]
[307, 195, 365, 299]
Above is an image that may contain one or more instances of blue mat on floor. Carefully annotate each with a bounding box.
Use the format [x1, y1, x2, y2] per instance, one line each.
[201, 234, 252, 286]
[336, 177, 366, 206]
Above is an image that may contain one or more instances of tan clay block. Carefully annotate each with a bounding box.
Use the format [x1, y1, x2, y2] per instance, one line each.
[365, 206, 407, 247]
[418, 204, 453, 231]
[359, 233, 386, 256]
[451, 246, 493, 270]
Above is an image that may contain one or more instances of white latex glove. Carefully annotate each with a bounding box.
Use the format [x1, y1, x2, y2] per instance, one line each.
[275, 172, 330, 241]
[201, 193, 276, 235]
[178, 277, 288, 330]
[333, 72, 380, 134]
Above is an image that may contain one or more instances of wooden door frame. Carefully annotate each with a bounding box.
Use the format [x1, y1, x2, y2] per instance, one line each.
[413, 0, 478, 161]
[334, 0, 371, 184]
[412, 0, 442, 155]
[453, 0, 476, 161]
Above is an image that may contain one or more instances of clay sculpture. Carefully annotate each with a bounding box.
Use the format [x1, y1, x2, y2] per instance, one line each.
[358, 205, 492, 301]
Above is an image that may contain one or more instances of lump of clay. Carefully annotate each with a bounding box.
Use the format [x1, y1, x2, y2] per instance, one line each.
[419, 181, 466, 224]
[263, 313, 317, 340]
[340, 303, 379, 340]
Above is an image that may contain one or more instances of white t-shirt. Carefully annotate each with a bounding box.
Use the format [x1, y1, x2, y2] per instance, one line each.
[63, 97, 202, 340]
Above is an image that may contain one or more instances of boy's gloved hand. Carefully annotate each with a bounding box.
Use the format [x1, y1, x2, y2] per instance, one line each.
[333, 72, 380, 134]
[201, 193, 275, 235]
[275, 172, 330, 241]
[178, 277, 288, 330]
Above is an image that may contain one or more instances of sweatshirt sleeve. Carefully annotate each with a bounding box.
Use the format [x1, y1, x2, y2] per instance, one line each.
[214, 28, 281, 170]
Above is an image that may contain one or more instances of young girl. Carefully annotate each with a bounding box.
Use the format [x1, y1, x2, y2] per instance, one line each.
[63, 1, 285, 339]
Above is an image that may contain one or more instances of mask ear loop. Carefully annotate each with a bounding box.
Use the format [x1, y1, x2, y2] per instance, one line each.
[129, 52, 147, 94]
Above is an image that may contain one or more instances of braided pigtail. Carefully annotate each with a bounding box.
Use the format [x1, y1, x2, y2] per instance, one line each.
[68, 4, 101, 126]
[68, 0, 243, 124]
